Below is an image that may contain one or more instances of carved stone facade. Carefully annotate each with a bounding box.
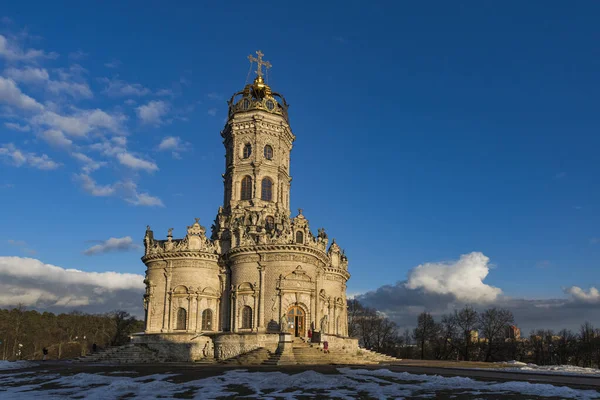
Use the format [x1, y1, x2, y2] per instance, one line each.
[139, 52, 351, 360]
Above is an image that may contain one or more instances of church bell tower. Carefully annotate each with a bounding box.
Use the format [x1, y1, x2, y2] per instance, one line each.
[212, 51, 296, 250]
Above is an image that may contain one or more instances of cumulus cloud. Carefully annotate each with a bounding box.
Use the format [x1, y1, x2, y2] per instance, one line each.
[39, 129, 72, 148]
[73, 173, 163, 207]
[4, 122, 30, 132]
[116, 152, 158, 172]
[158, 136, 189, 159]
[358, 252, 600, 334]
[0, 77, 45, 111]
[32, 108, 126, 137]
[83, 236, 141, 256]
[5, 66, 93, 99]
[136, 100, 169, 125]
[0, 143, 60, 169]
[0, 34, 58, 62]
[71, 152, 105, 173]
[99, 77, 150, 97]
[0, 256, 143, 315]
[405, 252, 501, 303]
[565, 286, 600, 304]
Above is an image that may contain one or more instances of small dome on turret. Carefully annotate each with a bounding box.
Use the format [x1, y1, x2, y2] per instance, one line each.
[228, 51, 289, 122]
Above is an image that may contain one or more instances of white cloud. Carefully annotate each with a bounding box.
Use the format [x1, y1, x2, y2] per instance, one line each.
[83, 236, 140, 256]
[136, 100, 169, 125]
[158, 135, 190, 159]
[74, 173, 163, 207]
[121, 180, 164, 207]
[6, 66, 93, 98]
[104, 59, 121, 68]
[116, 152, 158, 172]
[0, 256, 143, 313]
[156, 88, 174, 97]
[100, 77, 150, 97]
[4, 122, 30, 132]
[0, 34, 58, 62]
[74, 173, 116, 197]
[32, 108, 126, 137]
[71, 152, 105, 173]
[207, 108, 217, 117]
[565, 286, 600, 304]
[405, 252, 502, 303]
[0, 143, 60, 170]
[39, 129, 72, 148]
[0, 77, 45, 111]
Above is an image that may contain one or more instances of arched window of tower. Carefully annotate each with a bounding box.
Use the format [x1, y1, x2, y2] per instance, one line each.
[202, 309, 213, 331]
[241, 176, 252, 200]
[261, 178, 273, 201]
[296, 231, 304, 244]
[264, 144, 273, 160]
[176, 307, 187, 330]
[242, 306, 253, 329]
[243, 143, 252, 159]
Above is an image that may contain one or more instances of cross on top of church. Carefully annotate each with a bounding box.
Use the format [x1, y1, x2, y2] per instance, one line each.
[248, 50, 271, 78]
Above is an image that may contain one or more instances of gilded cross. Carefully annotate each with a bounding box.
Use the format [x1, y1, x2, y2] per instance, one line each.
[248, 50, 272, 78]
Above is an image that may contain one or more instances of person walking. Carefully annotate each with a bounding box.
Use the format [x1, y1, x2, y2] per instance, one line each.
[308, 328, 312, 341]
[323, 340, 329, 354]
[42, 347, 48, 361]
[92, 343, 97, 353]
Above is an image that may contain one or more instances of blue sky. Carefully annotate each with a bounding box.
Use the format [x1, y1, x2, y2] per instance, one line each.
[0, 2, 599, 329]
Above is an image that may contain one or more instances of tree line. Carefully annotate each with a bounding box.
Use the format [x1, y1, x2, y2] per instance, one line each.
[0, 306, 144, 361]
[348, 299, 600, 368]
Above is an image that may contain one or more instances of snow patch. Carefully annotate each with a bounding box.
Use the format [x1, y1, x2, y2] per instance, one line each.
[498, 362, 600, 376]
[0, 367, 598, 399]
[0, 361, 37, 371]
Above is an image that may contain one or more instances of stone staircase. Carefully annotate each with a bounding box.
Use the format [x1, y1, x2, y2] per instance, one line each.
[260, 337, 401, 366]
[75, 343, 164, 364]
[220, 347, 271, 365]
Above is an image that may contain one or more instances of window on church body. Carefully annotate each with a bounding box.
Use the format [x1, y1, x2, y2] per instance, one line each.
[241, 176, 252, 200]
[243, 143, 252, 159]
[261, 178, 273, 201]
[176, 308, 187, 330]
[265, 216, 274, 231]
[202, 309, 213, 331]
[264, 144, 273, 160]
[242, 306, 252, 329]
[296, 231, 304, 244]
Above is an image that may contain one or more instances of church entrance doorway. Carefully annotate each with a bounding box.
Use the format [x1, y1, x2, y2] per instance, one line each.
[286, 306, 305, 337]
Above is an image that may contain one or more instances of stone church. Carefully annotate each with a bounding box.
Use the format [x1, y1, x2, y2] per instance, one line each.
[136, 52, 354, 361]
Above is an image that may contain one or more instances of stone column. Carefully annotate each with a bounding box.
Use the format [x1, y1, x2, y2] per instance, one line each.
[196, 295, 201, 332]
[146, 295, 153, 332]
[314, 272, 320, 331]
[333, 303, 337, 335]
[327, 299, 332, 334]
[167, 292, 173, 332]
[216, 298, 221, 331]
[230, 292, 237, 332]
[278, 290, 284, 330]
[253, 293, 258, 332]
[161, 266, 171, 332]
[258, 266, 265, 330]
[187, 295, 192, 332]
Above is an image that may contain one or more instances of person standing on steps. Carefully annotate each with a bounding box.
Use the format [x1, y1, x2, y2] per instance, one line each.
[323, 340, 329, 354]
[308, 328, 312, 341]
[42, 347, 48, 361]
[92, 343, 97, 353]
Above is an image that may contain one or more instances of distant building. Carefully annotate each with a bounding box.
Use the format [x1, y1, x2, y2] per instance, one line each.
[505, 325, 521, 340]
[470, 330, 479, 342]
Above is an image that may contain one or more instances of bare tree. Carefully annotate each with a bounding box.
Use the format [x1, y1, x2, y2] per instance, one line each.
[479, 307, 514, 361]
[453, 305, 479, 361]
[413, 312, 437, 359]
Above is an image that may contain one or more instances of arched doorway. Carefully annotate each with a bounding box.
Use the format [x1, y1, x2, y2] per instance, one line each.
[286, 306, 305, 337]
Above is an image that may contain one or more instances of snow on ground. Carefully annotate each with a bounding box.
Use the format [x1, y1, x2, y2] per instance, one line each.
[1, 367, 599, 399]
[498, 361, 600, 376]
[0, 361, 38, 371]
